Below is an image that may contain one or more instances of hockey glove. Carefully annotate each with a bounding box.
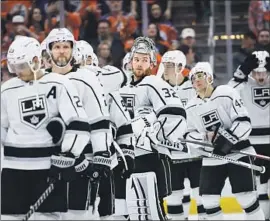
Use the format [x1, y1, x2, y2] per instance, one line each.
[46, 117, 66, 145]
[238, 54, 259, 76]
[265, 56, 270, 72]
[48, 152, 77, 183]
[116, 144, 135, 179]
[212, 129, 238, 156]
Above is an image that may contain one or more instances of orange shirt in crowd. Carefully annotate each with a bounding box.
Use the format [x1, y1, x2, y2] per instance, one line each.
[102, 13, 138, 41]
[44, 12, 81, 40]
[1, 0, 32, 18]
[158, 23, 178, 45]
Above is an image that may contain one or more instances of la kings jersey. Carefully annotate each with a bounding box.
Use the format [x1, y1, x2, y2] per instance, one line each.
[119, 75, 187, 157]
[66, 67, 112, 155]
[185, 85, 255, 166]
[85, 65, 127, 95]
[172, 78, 197, 160]
[1, 73, 90, 170]
[228, 77, 270, 146]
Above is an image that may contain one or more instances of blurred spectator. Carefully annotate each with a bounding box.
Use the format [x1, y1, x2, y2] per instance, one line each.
[255, 29, 270, 53]
[97, 42, 114, 68]
[124, 38, 135, 53]
[248, 0, 270, 37]
[44, 0, 81, 40]
[102, 0, 138, 41]
[90, 19, 125, 68]
[28, 7, 46, 42]
[178, 44, 195, 76]
[1, 58, 16, 83]
[233, 31, 257, 71]
[180, 28, 202, 62]
[12, 15, 40, 40]
[147, 23, 170, 55]
[1, 0, 31, 22]
[149, 3, 178, 46]
[131, 0, 173, 22]
[193, 0, 210, 24]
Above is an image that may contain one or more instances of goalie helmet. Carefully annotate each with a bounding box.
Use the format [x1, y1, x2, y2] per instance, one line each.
[252, 50, 269, 72]
[130, 37, 157, 66]
[189, 61, 213, 83]
[7, 36, 41, 73]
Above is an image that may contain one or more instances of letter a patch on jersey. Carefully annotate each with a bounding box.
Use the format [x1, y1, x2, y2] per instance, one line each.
[252, 87, 270, 109]
[200, 109, 222, 131]
[19, 95, 48, 129]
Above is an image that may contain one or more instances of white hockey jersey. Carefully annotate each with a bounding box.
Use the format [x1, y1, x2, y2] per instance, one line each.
[85, 65, 127, 95]
[185, 85, 255, 166]
[1, 73, 90, 170]
[172, 78, 197, 160]
[228, 76, 270, 146]
[119, 75, 187, 157]
[66, 67, 112, 155]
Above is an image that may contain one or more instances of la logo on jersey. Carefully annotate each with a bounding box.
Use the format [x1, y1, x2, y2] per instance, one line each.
[201, 109, 222, 131]
[19, 95, 48, 129]
[252, 87, 270, 108]
[121, 93, 136, 118]
[181, 99, 188, 107]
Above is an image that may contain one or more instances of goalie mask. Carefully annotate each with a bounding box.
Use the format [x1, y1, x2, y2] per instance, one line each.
[130, 37, 157, 66]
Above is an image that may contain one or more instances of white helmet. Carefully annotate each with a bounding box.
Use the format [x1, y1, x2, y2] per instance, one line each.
[41, 37, 47, 52]
[91, 53, 99, 66]
[130, 37, 157, 66]
[252, 50, 269, 72]
[46, 28, 75, 67]
[73, 41, 83, 65]
[122, 52, 131, 70]
[189, 61, 213, 83]
[7, 36, 41, 73]
[161, 50, 186, 73]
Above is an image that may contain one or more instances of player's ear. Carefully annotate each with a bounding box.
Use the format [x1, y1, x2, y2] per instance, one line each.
[32, 56, 40, 71]
[150, 63, 154, 69]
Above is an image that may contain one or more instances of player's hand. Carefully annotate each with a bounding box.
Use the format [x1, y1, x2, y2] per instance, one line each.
[48, 152, 77, 183]
[239, 54, 259, 76]
[265, 56, 270, 72]
[212, 129, 235, 156]
[116, 144, 135, 179]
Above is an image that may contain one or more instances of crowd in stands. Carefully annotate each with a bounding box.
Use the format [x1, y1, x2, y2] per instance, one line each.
[1, 0, 270, 83]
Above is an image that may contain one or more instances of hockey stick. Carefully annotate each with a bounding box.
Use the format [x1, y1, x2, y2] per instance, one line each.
[22, 182, 55, 221]
[156, 140, 265, 173]
[176, 137, 270, 162]
[89, 180, 100, 214]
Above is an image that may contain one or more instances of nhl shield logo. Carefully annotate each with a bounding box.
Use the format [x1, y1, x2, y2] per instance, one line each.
[252, 87, 270, 109]
[120, 93, 136, 118]
[201, 109, 222, 131]
[19, 95, 48, 129]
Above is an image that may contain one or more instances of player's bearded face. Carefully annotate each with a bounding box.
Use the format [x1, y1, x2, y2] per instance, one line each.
[132, 53, 152, 79]
[51, 42, 73, 67]
[252, 71, 269, 86]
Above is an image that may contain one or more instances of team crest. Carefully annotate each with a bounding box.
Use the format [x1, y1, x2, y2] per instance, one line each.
[19, 95, 48, 129]
[181, 99, 188, 107]
[252, 87, 270, 108]
[120, 93, 136, 118]
[200, 109, 222, 131]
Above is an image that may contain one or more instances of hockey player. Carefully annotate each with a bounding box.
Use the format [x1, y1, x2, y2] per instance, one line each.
[185, 63, 265, 220]
[228, 50, 270, 220]
[118, 37, 187, 220]
[1, 36, 91, 220]
[45, 28, 113, 220]
[74, 40, 135, 220]
[159, 50, 206, 220]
